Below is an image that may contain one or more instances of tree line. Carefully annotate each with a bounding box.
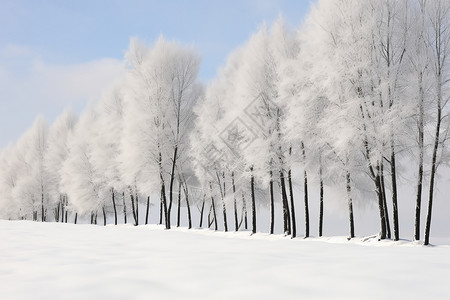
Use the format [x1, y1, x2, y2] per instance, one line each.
[1, 0, 449, 245]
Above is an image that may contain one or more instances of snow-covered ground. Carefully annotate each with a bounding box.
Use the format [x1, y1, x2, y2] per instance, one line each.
[1, 220, 449, 300]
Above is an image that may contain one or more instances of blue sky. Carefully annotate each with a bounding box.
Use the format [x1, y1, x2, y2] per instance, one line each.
[0, 0, 312, 147]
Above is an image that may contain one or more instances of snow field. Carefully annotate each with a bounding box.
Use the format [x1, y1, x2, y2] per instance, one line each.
[1, 220, 449, 299]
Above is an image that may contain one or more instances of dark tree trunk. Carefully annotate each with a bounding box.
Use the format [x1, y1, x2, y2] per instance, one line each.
[159, 196, 163, 225]
[346, 171, 355, 239]
[60, 196, 65, 223]
[301, 143, 309, 238]
[177, 181, 181, 227]
[250, 168, 256, 234]
[380, 164, 391, 239]
[238, 191, 248, 230]
[280, 170, 291, 235]
[221, 172, 228, 232]
[415, 157, 424, 241]
[135, 192, 139, 225]
[130, 192, 137, 226]
[102, 206, 106, 226]
[269, 171, 275, 234]
[415, 72, 425, 241]
[319, 165, 324, 237]
[168, 146, 178, 224]
[54, 207, 58, 222]
[424, 81, 442, 245]
[41, 190, 45, 222]
[390, 148, 400, 241]
[375, 167, 387, 240]
[211, 197, 218, 231]
[56, 197, 61, 222]
[209, 182, 218, 231]
[112, 188, 117, 225]
[199, 195, 205, 228]
[122, 192, 127, 224]
[184, 182, 192, 229]
[74, 213, 77, 224]
[303, 169, 310, 238]
[243, 192, 248, 230]
[232, 172, 239, 232]
[145, 196, 150, 225]
[288, 169, 296, 238]
[159, 149, 169, 229]
[64, 195, 68, 223]
[161, 181, 169, 229]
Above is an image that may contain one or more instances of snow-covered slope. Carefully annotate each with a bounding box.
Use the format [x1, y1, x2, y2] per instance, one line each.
[0, 220, 448, 300]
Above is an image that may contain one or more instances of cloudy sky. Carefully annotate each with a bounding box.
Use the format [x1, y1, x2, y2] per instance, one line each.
[0, 0, 311, 148]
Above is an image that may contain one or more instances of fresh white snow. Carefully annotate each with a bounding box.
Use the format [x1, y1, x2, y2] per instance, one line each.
[1, 220, 449, 300]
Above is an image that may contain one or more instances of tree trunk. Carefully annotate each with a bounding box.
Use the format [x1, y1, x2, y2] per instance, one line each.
[210, 182, 218, 231]
[145, 196, 150, 225]
[161, 181, 169, 229]
[280, 170, 291, 235]
[288, 169, 296, 238]
[232, 172, 239, 232]
[41, 189, 44, 222]
[390, 146, 399, 241]
[168, 146, 178, 224]
[184, 183, 192, 229]
[102, 206, 106, 226]
[130, 191, 137, 226]
[221, 172, 228, 232]
[56, 197, 61, 222]
[380, 164, 391, 239]
[424, 78, 442, 246]
[159, 149, 169, 229]
[177, 181, 181, 227]
[346, 171, 355, 239]
[243, 192, 248, 230]
[122, 192, 127, 224]
[375, 166, 387, 240]
[301, 143, 309, 238]
[211, 197, 218, 231]
[135, 192, 139, 225]
[159, 196, 163, 225]
[269, 170, 275, 234]
[250, 168, 256, 234]
[415, 71, 425, 241]
[319, 165, 324, 237]
[112, 188, 117, 225]
[199, 195, 205, 228]
[74, 213, 77, 224]
[61, 196, 65, 223]
[64, 199, 68, 223]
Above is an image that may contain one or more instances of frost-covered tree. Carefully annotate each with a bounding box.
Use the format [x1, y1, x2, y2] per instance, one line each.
[423, 0, 450, 246]
[12, 117, 50, 222]
[44, 110, 77, 222]
[90, 87, 125, 225]
[0, 144, 22, 219]
[120, 37, 201, 229]
[60, 107, 103, 222]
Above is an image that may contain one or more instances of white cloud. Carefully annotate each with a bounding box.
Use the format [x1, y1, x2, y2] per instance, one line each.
[29, 57, 125, 105]
[0, 44, 125, 148]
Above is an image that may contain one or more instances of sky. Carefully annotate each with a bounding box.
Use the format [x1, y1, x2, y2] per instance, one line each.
[0, 0, 312, 148]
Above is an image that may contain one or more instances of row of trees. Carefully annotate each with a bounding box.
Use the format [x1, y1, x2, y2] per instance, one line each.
[1, 0, 449, 245]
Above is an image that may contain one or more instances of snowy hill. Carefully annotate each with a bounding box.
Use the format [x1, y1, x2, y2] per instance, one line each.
[1, 220, 449, 299]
